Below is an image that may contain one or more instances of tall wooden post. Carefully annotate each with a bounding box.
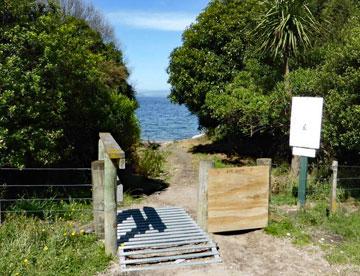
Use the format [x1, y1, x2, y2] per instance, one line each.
[92, 160, 104, 237]
[97, 133, 125, 257]
[298, 156, 308, 208]
[104, 155, 118, 256]
[197, 160, 214, 232]
[330, 161, 338, 214]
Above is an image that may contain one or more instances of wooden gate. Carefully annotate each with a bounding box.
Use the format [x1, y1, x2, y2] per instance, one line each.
[207, 166, 270, 233]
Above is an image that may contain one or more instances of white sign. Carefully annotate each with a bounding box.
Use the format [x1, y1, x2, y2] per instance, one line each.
[292, 147, 316, 158]
[289, 97, 324, 150]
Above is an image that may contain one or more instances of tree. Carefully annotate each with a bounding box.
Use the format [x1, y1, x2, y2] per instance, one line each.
[254, 0, 319, 175]
[167, 0, 262, 128]
[254, 0, 319, 81]
[56, 0, 115, 43]
[0, 0, 139, 167]
[168, 0, 360, 164]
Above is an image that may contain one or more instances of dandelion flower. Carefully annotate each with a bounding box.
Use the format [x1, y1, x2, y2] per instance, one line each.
[63, 232, 67, 236]
[71, 231, 76, 236]
[23, 259, 29, 265]
[43, 246, 48, 251]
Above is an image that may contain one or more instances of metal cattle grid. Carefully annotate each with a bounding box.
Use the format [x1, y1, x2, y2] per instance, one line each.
[117, 206, 221, 272]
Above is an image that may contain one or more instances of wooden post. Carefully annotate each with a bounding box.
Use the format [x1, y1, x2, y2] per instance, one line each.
[98, 139, 104, 160]
[104, 155, 118, 256]
[92, 160, 104, 237]
[98, 132, 125, 257]
[197, 160, 214, 232]
[298, 156, 308, 208]
[330, 160, 338, 214]
[257, 158, 272, 209]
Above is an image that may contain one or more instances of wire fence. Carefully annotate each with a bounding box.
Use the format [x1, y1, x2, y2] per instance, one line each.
[0, 167, 93, 223]
[336, 164, 360, 198]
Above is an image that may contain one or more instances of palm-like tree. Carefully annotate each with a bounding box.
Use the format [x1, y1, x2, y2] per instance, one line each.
[254, 0, 319, 85]
[254, 0, 319, 175]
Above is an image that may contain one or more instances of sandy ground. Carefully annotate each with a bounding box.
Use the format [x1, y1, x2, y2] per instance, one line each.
[102, 139, 360, 276]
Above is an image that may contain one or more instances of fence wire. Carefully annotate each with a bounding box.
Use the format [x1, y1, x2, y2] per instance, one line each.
[336, 165, 360, 198]
[0, 167, 92, 223]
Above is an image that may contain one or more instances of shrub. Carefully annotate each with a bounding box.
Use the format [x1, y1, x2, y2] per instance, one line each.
[0, 1, 139, 168]
[136, 143, 167, 179]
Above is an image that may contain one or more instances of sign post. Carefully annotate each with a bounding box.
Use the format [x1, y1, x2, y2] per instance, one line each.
[289, 97, 324, 208]
[298, 156, 308, 207]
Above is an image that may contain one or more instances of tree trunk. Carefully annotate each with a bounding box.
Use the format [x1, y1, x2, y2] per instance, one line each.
[291, 155, 300, 177]
[284, 55, 290, 95]
[284, 55, 299, 176]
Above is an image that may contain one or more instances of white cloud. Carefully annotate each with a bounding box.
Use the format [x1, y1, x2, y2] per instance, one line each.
[107, 11, 196, 31]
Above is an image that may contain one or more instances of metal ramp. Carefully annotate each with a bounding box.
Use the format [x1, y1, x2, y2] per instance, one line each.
[117, 206, 221, 272]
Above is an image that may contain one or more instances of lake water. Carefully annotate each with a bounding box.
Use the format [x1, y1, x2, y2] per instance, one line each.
[136, 96, 200, 141]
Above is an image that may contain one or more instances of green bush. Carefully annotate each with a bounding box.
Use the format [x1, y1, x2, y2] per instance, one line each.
[136, 144, 167, 179]
[0, 1, 139, 168]
[168, 0, 360, 162]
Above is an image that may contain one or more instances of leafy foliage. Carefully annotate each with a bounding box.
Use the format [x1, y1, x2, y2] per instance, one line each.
[136, 143, 167, 179]
[168, 0, 264, 127]
[168, 0, 360, 162]
[254, 0, 319, 60]
[0, 0, 139, 167]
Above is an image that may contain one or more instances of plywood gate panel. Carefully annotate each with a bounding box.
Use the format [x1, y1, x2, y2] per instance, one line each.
[207, 166, 269, 233]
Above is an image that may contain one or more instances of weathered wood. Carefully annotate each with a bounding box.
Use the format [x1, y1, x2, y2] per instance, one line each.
[98, 139, 105, 161]
[330, 161, 338, 214]
[207, 166, 270, 233]
[99, 132, 125, 160]
[257, 158, 272, 212]
[117, 184, 123, 203]
[92, 160, 105, 238]
[98, 132, 125, 256]
[256, 158, 272, 167]
[197, 160, 214, 232]
[104, 155, 118, 256]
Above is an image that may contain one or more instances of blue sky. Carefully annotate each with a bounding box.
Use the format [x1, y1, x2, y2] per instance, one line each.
[89, 0, 210, 95]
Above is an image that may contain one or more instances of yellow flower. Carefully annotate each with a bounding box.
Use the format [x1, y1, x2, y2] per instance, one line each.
[23, 259, 29, 265]
[80, 229, 84, 235]
[71, 231, 76, 236]
[63, 232, 67, 236]
[41, 228, 45, 232]
[15, 273, 19, 276]
[43, 246, 48, 251]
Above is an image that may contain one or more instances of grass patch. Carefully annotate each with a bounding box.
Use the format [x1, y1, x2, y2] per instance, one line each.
[121, 192, 143, 206]
[267, 200, 360, 265]
[271, 192, 297, 205]
[0, 203, 111, 275]
[266, 215, 311, 246]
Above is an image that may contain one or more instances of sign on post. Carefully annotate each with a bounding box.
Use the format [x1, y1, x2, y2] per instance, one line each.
[290, 97, 324, 156]
[289, 97, 324, 207]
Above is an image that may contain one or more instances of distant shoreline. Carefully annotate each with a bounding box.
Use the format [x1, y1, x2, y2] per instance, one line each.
[140, 133, 205, 145]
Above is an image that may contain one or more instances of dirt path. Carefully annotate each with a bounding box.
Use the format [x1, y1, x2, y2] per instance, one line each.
[103, 139, 358, 276]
